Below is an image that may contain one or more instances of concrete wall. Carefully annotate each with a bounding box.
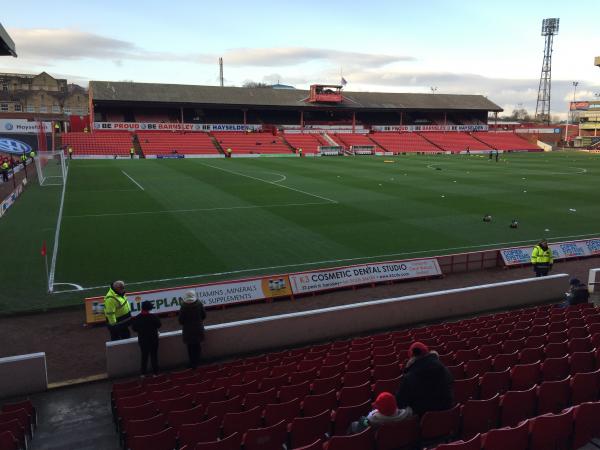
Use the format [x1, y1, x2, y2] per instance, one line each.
[588, 268, 600, 293]
[106, 274, 569, 378]
[0, 352, 47, 399]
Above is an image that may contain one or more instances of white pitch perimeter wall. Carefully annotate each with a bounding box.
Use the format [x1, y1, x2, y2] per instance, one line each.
[106, 274, 569, 378]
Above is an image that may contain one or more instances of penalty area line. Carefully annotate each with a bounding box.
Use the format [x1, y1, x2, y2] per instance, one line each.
[200, 162, 337, 204]
[51, 231, 600, 294]
[122, 170, 145, 191]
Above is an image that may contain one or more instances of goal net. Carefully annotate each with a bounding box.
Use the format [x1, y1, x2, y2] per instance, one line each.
[35, 151, 68, 186]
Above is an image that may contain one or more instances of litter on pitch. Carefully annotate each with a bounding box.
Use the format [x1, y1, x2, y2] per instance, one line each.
[544, 228, 550, 232]
[569, 208, 577, 212]
[384, 160, 395, 163]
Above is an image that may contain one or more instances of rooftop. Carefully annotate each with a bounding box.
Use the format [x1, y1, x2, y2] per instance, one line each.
[90, 81, 503, 112]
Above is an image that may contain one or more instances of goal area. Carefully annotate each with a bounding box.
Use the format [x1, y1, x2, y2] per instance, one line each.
[34, 151, 68, 186]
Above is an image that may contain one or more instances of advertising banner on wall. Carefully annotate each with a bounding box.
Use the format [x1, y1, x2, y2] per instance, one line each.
[0, 179, 26, 219]
[93, 122, 262, 132]
[372, 124, 489, 132]
[288, 258, 441, 295]
[0, 120, 52, 134]
[84, 275, 292, 324]
[500, 238, 600, 265]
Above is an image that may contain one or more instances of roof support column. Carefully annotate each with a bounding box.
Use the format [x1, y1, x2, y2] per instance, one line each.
[180, 107, 184, 124]
[444, 112, 447, 126]
[352, 112, 356, 133]
[400, 111, 403, 126]
[494, 112, 498, 132]
[300, 111, 304, 131]
[243, 109, 247, 125]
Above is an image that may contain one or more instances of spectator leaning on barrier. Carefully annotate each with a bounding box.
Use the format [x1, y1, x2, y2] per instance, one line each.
[131, 300, 162, 376]
[104, 280, 132, 341]
[395, 342, 454, 417]
[531, 239, 553, 277]
[178, 290, 206, 369]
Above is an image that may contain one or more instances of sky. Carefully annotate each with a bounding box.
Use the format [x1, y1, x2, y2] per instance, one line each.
[2, 0, 600, 118]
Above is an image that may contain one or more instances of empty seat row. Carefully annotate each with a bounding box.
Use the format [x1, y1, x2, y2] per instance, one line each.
[0, 399, 36, 450]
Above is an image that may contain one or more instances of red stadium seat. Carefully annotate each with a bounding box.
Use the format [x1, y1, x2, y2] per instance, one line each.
[323, 426, 374, 450]
[194, 431, 243, 450]
[420, 404, 461, 444]
[434, 434, 482, 450]
[375, 416, 420, 450]
[536, 377, 571, 414]
[263, 397, 301, 426]
[480, 369, 511, 399]
[460, 395, 500, 438]
[481, 421, 529, 450]
[243, 419, 288, 450]
[302, 389, 337, 417]
[528, 409, 573, 450]
[571, 401, 600, 449]
[222, 406, 262, 438]
[500, 386, 537, 427]
[129, 426, 177, 450]
[331, 399, 371, 435]
[177, 417, 221, 447]
[571, 369, 600, 405]
[288, 409, 331, 448]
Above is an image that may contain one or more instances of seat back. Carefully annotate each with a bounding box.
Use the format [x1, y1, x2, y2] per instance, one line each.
[324, 426, 374, 450]
[129, 426, 177, 450]
[482, 421, 529, 450]
[375, 416, 420, 450]
[528, 410, 574, 450]
[461, 395, 500, 439]
[243, 420, 288, 450]
[572, 402, 600, 449]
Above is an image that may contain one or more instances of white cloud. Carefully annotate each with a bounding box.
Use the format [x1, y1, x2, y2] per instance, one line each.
[197, 47, 414, 68]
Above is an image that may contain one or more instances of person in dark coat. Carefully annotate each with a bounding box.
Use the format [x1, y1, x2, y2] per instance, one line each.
[178, 290, 206, 369]
[131, 300, 161, 376]
[562, 278, 590, 307]
[395, 342, 454, 417]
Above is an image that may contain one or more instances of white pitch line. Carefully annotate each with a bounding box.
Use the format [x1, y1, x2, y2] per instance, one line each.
[200, 162, 337, 204]
[48, 165, 69, 293]
[121, 170, 145, 191]
[53, 231, 600, 293]
[63, 201, 332, 219]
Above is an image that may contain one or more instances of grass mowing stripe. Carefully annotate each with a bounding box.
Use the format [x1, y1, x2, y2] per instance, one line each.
[63, 201, 333, 218]
[199, 161, 338, 204]
[56, 230, 600, 293]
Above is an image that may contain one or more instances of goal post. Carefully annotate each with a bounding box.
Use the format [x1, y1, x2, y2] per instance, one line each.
[34, 151, 68, 186]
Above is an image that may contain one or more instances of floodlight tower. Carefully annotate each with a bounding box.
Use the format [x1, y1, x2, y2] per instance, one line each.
[535, 18, 559, 124]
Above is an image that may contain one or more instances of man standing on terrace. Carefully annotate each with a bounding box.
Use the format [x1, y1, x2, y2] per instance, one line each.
[531, 239, 553, 277]
[104, 280, 132, 341]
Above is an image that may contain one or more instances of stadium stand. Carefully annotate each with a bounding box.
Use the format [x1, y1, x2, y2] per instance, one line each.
[109, 302, 600, 449]
[331, 133, 383, 152]
[419, 132, 493, 152]
[212, 132, 293, 155]
[472, 132, 541, 151]
[61, 132, 133, 156]
[282, 133, 329, 153]
[0, 399, 36, 450]
[369, 132, 442, 153]
[136, 132, 220, 156]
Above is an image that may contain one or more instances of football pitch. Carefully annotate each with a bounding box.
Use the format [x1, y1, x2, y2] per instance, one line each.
[1, 152, 600, 313]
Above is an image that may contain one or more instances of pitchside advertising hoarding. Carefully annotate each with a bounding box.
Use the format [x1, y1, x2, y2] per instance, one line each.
[288, 259, 441, 294]
[500, 238, 600, 265]
[84, 275, 293, 324]
[0, 119, 52, 134]
[372, 124, 489, 132]
[83, 257, 442, 324]
[93, 122, 263, 132]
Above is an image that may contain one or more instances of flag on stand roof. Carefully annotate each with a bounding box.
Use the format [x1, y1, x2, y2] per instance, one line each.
[340, 77, 348, 86]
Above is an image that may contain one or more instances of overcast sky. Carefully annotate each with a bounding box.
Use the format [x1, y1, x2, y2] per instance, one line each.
[2, 0, 600, 118]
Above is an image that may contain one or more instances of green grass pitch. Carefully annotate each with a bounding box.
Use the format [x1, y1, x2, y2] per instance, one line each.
[1, 152, 599, 313]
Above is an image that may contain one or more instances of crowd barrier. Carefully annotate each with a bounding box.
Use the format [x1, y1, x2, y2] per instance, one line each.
[0, 352, 47, 399]
[106, 274, 569, 378]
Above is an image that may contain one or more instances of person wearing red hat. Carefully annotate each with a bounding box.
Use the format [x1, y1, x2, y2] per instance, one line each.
[395, 341, 453, 417]
[349, 391, 412, 434]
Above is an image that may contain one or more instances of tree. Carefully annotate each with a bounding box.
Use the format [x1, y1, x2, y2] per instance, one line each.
[242, 81, 271, 88]
[507, 108, 532, 121]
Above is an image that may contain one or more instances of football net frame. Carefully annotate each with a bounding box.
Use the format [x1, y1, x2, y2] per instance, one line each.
[35, 151, 68, 186]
